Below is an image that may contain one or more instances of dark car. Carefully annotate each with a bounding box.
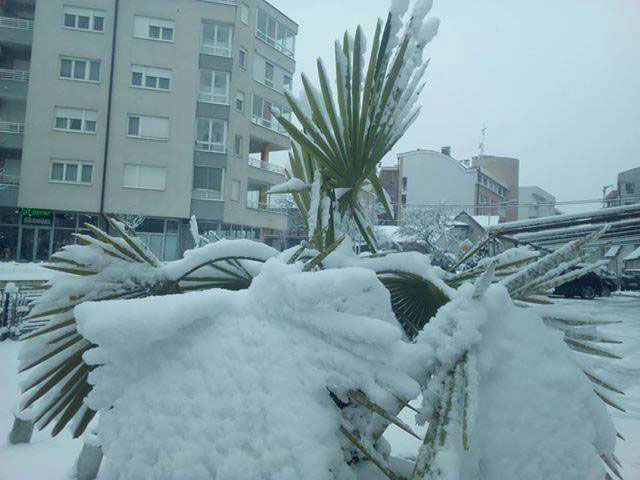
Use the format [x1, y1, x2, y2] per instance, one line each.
[620, 269, 640, 291]
[554, 267, 605, 299]
[598, 269, 619, 296]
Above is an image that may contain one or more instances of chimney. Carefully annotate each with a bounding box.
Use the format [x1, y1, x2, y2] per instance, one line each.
[441, 146, 451, 156]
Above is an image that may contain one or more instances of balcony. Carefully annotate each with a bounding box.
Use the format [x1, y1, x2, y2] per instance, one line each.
[0, 173, 19, 186]
[248, 156, 285, 175]
[0, 68, 29, 99]
[246, 200, 286, 214]
[0, 16, 34, 49]
[0, 121, 24, 150]
[192, 188, 222, 201]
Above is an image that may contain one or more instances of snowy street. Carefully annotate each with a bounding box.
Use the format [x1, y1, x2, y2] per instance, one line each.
[0, 294, 638, 479]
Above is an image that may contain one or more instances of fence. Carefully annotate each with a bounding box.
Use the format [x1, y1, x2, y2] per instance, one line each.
[0, 16, 34, 30]
[0, 284, 44, 340]
[0, 121, 25, 134]
[0, 68, 30, 82]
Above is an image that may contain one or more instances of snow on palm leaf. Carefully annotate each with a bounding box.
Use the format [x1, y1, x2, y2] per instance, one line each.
[276, 2, 438, 252]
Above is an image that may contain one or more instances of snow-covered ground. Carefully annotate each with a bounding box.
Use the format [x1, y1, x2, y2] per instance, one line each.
[0, 262, 53, 283]
[0, 295, 638, 479]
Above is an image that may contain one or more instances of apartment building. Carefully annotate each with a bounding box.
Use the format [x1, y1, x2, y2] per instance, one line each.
[605, 166, 640, 208]
[392, 148, 511, 222]
[0, 0, 296, 262]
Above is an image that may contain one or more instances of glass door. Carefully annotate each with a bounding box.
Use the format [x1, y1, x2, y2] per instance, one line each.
[19, 227, 35, 262]
[35, 228, 52, 262]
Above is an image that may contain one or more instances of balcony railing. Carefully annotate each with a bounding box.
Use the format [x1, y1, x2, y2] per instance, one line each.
[251, 114, 289, 137]
[0, 68, 29, 82]
[0, 121, 24, 134]
[246, 200, 286, 214]
[248, 157, 286, 175]
[192, 189, 222, 201]
[0, 16, 34, 30]
[0, 174, 19, 186]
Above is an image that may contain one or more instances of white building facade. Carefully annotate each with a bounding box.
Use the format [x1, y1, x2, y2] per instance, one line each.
[518, 186, 559, 221]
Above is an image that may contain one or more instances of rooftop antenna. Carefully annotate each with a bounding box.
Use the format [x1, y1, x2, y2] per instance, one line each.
[478, 124, 487, 159]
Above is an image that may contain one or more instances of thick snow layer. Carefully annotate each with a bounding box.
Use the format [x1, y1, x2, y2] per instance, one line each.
[624, 246, 640, 261]
[268, 178, 309, 194]
[0, 262, 55, 282]
[76, 261, 422, 480]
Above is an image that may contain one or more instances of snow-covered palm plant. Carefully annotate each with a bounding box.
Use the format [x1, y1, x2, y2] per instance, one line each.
[16, 2, 627, 479]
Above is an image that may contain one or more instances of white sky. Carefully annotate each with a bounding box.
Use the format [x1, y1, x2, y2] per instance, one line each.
[268, 0, 640, 213]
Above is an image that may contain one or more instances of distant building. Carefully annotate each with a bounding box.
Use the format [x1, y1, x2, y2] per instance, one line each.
[518, 186, 560, 221]
[471, 155, 520, 222]
[452, 211, 501, 246]
[607, 167, 640, 207]
[393, 148, 511, 223]
[379, 165, 400, 224]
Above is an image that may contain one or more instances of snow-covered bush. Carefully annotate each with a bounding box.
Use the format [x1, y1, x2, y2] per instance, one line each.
[16, 2, 627, 479]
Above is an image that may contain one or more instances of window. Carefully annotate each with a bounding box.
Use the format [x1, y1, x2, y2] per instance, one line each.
[240, 4, 250, 24]
[123, 164, 166, 190]
[283, 74, 292, 92]
[192, 166, 224, 200]
[231, 180, 241, 201]
[133, 16, 174, 42]
[127, 115, 169, 140]
[50, 160, 93, 184]
[264, 62, 274, 88]
[196, 118, 227, 152]
[54, 107, 97, 133]
[201, 22, 232, 57]
[252, 94, 290, 134]
[402, 177, 407, 190]
[236, 91, 245, 112]
[63, 6, 104, 32]
[234, 135, 243, 157]
[239, 47, 247, 68]
[131, 65, 172, 91]
[256, 9, 296, 58]
[626, 183, 635, 194]
[59, 57, 101, 82]
[198, 70, 229, 104]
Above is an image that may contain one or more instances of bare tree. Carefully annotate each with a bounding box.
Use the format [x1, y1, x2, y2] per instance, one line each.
[397, 206, 456, 252]
[115, 214, 145, 231]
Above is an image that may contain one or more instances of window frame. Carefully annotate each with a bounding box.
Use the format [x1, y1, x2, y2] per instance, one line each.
[238, 47, 247, 69]
[195, 118, 228, 153]
[53, 107, 97, 134]
[192, 166, 225, 201]
[133, 16, 175, 43]
[240, 3, 250, 25]
[236, 91, 245, 113]
[126, 114, 170, 141]
[59, 56, 101, 83]
[62, 6, 105, 33]
[255, 8, 295, 58]
[49, 160, 93, 185]
[234, 134, 243, 157]
[200, 22, 233, 58]
[130, 64, 172, 92]
[123, 164, 167, 191]
[197, 69, 230, 104]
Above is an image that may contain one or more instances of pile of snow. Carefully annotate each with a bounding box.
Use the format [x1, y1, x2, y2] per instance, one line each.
[0, 262, 54, 282]
[61, 250, 616, 479]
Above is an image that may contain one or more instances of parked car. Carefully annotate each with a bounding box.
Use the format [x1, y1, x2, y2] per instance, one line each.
[554, 267, 605, 299]
[598, 269, 619, 296]
[620, 269, 640, 291]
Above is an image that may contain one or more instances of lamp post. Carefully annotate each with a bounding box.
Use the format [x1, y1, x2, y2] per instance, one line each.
[602, 185, 614, 208]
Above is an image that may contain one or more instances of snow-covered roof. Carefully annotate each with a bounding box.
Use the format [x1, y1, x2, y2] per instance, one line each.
[624, 246, 640, 262]
[604, 245, 622, 258]
[471, 216, 501, 228]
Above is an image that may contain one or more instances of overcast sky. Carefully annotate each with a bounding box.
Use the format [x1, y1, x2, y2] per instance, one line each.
[269, 0, 640, 213]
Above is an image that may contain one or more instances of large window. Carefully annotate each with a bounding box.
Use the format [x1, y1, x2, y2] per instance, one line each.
[256, 9, 295, 58]
[123, 164, 166, 190]
[59, 56, 101, 82]
[127, 115, 169, 140]
[63, 6, 104, 32]
[54, 107, 97, 133]
[198, 70, 229, 104]
[195, 118, 227, 152]
[201, 22, 232, 57]
[131, 65, 171, 91]
[252, 94, 291, 134]
[134, 16, 174, 42]
[50, 160, 93, 184]
[192, 166, 224, 201]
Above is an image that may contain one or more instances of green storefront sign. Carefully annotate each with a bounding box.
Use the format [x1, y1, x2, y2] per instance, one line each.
[21, 208, 53, 226]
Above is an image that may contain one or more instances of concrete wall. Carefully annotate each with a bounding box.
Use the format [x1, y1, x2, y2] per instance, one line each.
[399, 150, 476, 215]
[618, 167, 640, 205]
